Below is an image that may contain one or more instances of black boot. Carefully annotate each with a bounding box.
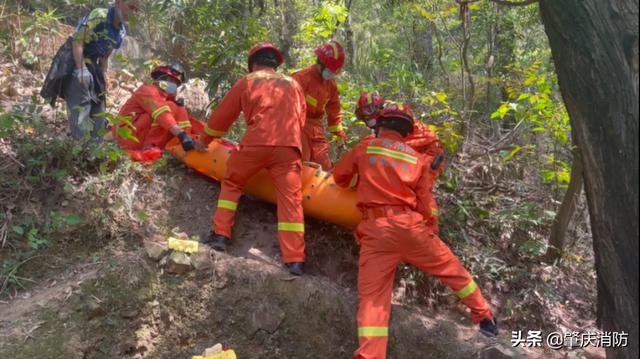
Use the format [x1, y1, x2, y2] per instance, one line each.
[479, 318, 499, 337]
[202, 232, 229, 252]
[285, 262, 304, 276]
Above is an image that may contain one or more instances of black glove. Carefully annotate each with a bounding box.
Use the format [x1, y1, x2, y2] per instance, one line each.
[431, 154, 444, 170]
[175, 97, 185, 107]
[177, 131, 194, 151]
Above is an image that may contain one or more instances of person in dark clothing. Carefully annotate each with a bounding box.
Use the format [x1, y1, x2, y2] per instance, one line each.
[41, 0, 139, 141]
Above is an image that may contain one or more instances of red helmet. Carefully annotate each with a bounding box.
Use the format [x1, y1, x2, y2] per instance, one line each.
[355, 91, 385, 127]
[315, 40, 345, 73]
[151, 63, 186, 85]
[247, 42, 284, 71]
[377, 101, 415, 134]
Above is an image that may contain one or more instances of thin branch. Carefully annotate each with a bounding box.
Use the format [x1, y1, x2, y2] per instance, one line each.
[490, 0, 538, 6]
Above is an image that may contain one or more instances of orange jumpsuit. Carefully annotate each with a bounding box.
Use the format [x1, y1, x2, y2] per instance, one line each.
[202, 67, 307, 263]
[405, 121, 445, 233]
[333, 131, 493, 359]
[364, 120, 445, 233]
[292, 65, 343, 170]
[114, 83, 203, 161]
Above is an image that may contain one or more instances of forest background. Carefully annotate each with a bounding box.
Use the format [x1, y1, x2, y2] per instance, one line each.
[1, 0, 636, 358]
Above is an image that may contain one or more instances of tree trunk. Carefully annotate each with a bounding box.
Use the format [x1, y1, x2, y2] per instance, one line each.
[544, 145, 583, 263]
[343, 0, 355, 69]
[539, 2, 639, 358]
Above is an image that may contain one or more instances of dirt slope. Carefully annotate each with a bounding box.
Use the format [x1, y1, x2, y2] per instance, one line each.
[1, 171, 571, 359]
[1, 246, 507, 359]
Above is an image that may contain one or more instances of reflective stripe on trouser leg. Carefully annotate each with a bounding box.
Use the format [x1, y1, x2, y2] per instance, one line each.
[213, 148, 267, 237]
[269, 147, 305, 263]
[213, 187, 241, 238]
[354, 221, 401, 359]
[459, 284, 493, 323]
[406, 231, 493, 323]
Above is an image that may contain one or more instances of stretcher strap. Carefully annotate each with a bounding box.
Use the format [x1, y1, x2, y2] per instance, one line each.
[358, 326, 388, 337]
[366, 146, 418, 164]
[456, 280, 478, 300]
[277, 222, 304, 232]
[217, 199, 238, 211]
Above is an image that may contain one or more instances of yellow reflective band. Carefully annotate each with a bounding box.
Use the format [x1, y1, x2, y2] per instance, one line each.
[431, 207, 440, 217]
[178, 121, 191, 128]
[217, 200, 238, 211]
[328, 124, 343, 133]
[358, 326, 388, 337]
[329, 41, 339, 59]
[366, 146, 418, 164]
[204, 126, 227, 137]
[151, 105, 171, 120]
[277, 222, 304, 232]
[305, 94, 318, 107]
[456, 280, 478, 300]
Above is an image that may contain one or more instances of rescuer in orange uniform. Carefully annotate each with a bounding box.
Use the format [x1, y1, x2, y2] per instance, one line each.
[114, 64, 204, 161]
[292, 40, 347, 170]
[333, 102, 498, 359]
[199, 43, 308, 276]
[355, 92, 445, 233]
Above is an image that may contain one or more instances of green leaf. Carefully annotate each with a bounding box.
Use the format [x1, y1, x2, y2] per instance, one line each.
[135, 210, 148, 221]
[116, 127, 139, 143]
[520, 240, 545, 256]
[490, 103, 511, 119]
[65, 214, 82, 226]
[501, 145, 521, 161]
[12, 225, 24, 235]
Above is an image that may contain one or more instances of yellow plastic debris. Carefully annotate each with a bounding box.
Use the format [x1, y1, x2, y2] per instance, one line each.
[192, 349, 237, 359]
[167, 237, 199, 253]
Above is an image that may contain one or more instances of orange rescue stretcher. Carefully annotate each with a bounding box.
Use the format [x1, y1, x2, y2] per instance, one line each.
[165, 138, 361, 229]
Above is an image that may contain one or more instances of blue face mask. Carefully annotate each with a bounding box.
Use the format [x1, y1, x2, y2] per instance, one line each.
[158, 81, 178, 96]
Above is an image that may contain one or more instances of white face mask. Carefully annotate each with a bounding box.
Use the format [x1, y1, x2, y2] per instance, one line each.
[321, 68, 335, 81]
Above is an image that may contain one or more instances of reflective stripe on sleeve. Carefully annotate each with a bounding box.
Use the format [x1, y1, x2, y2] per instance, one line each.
[151, 105, 171, 120]
[358, 326, 388, 337]
[217, 199, 238, 211]
[328, 124, 343, 133]
[204, 126, 227, 137]
[178, 121, 191, 128]
[305, 94, 318, 107]
[456, 280, 478, 300]
[277, 222, 304, 232]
